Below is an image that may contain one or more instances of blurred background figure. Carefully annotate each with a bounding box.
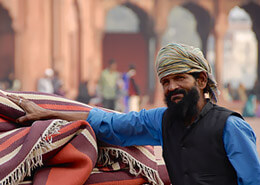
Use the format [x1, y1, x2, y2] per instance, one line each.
[122, 64, 140, 112]
[0, 81, 9, 90]
[253, 80, 260, 102]
[98, 59, 120, 110]
[222, 83, 234, 102]
[237, 82, 247, 102]
[6, 72, 21, 91]
[243, 94, 257, 117]
[0, 72, 21, 91]
[52, 69, 65, 96]
[37, 68, 54, 94]
[76, 80, 91, 104]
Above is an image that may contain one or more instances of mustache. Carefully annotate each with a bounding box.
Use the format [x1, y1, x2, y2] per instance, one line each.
[166, 89, 187, 99]
[164, 89, 187, 107]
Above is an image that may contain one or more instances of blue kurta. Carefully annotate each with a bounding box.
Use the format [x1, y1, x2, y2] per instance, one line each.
[87, 107, 260, 185]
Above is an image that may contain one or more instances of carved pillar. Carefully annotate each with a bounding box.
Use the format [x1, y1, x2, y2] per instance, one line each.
[52, 0, 63, 70]
[153, 33, 166, 107]
[151, 0, 171, 106]
[213, 0, 228, 91]
[87, 0, 105, 95]
[15, 0, 52, 91]
[182, 3, 212, 56]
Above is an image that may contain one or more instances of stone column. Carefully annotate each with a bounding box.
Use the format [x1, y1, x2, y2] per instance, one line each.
[151, 0, 170, 106]
[86, 0, 105, 95]
[17, 0, 52, 91]
[213, 0, 228, 91]
[152, 34, 166, 107]
[52, 0, 63, 71]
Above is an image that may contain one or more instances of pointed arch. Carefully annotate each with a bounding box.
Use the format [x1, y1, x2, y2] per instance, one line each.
[182, 2, 214, 55]
[223, 6, 257, 90]
[0, 4, 14, 85]
[241, 2, 260, 85]
[103, 2, 156, 95]
[162, 6, 200, 48]
[105, 5, 139, 33]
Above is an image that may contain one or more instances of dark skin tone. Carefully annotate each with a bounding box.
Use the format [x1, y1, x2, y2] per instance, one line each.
[161, 71, 208, 116]
[7, 71, 208, 125]
[6, 94, 89, 124]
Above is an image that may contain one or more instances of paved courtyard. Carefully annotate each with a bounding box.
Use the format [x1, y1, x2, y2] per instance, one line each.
[246, 117, 260, 154]
[219, 100, 260, 154]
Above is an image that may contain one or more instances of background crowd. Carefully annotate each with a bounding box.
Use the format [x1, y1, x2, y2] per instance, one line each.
[222, 81, 260, 117]
[0, 59, 141, 114]
[1, 60, 260, 117]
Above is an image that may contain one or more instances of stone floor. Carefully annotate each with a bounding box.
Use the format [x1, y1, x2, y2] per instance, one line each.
[246, 117, 260, 154]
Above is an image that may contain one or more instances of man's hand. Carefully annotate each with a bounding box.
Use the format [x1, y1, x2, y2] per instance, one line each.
[7, 94, 53, 123]
[7, 94, 89, 123]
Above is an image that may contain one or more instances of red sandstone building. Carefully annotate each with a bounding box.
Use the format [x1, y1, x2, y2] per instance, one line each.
[0, 0, 260, 103]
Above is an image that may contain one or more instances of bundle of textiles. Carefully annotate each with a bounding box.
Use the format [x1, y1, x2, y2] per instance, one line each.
[0, 90, 170, 185]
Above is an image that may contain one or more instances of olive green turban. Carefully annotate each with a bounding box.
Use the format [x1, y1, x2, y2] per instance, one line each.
[155, 43, 218, 102]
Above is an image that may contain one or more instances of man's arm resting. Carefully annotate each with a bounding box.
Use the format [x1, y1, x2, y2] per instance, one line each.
[49, 110, 89, 122]
[7, 94, 90, 123]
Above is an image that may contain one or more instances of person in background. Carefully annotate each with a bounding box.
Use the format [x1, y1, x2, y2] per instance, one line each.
[7, 43, 260, 185]
[222, 83, 234, 102]
[98, 59, 120, 110]
[243, 94, 257, 117]
[122, 64, 140, 112]
[76, 80, 91, 104]
[6, 72, 22, 91]
[52, 70, 65, 96]
[37, 68, 54, 94]
[253, 80, 260, 101]
[237, 82, 247, 102]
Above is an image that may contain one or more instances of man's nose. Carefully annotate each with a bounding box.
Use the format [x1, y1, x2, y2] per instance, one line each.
[168, 80, 179, 91]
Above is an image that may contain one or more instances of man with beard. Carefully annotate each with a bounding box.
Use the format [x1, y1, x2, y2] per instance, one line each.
[8, 43, 260, 185]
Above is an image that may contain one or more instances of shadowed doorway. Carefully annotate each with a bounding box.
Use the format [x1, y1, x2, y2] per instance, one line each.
[0, 5, 14, 89]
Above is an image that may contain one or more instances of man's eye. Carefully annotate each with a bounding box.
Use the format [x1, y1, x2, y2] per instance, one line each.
[162, 81, 168, 86]
[175, 76, 184, 80]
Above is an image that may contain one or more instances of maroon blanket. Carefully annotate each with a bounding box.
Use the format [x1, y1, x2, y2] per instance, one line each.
[0, 90, 170, 185]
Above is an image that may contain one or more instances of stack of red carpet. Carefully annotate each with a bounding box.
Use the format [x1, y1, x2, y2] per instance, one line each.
[0, 90, 170, 185]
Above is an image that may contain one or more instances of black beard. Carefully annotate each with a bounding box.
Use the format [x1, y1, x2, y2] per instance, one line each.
[164, 87, 200, 126]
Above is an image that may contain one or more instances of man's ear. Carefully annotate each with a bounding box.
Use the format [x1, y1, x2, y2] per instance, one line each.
[196, 71, 208, 89]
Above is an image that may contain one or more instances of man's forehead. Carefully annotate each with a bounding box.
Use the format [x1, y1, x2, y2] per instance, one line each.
[160, 73, 190, 81]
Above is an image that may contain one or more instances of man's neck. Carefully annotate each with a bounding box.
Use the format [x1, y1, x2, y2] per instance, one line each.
[186, 98, 207, 127]
[197, 97, 207, 113]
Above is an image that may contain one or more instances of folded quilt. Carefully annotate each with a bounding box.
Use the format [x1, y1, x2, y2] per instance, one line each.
[0, 90, 170, 185]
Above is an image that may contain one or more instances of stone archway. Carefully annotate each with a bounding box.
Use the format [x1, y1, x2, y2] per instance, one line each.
[223, 6, 257, 93]
[182, 2, 213, 55]
[103, 3, 156, 95]
[0, 4, 14, 89]
[242, 2, 260, 84]
[161, 6, 201, 48]
[123, 2, 157, 95]
[66, 0, 82, 98]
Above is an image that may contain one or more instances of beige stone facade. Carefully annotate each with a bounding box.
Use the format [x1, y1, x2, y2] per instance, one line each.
[0, 0, 260, 102]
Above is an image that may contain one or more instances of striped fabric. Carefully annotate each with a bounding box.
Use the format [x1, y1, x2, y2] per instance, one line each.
[0, 90, 170, 185]
[86, 143, 170, 185]
[155, 43, 219, 102]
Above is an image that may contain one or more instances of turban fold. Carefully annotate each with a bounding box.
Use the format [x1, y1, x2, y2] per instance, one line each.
[155, 43, 218, 102]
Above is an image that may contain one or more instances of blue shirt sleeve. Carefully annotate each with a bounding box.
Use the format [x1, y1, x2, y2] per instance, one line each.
[223, 115, 260, 185]
[86, 107, 166, 146]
